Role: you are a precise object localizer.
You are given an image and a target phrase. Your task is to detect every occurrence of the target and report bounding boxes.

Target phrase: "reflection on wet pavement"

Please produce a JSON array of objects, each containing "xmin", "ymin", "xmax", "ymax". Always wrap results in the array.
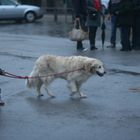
[{"xmin": 0, "ymin": 15, "xmax": 111, "ymax": 41}]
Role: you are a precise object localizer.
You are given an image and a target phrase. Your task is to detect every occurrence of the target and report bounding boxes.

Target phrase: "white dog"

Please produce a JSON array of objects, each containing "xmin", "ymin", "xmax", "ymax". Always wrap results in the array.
[{"xmin": 26, "ymin": 55, "xmax": 105, "ymax": 98}]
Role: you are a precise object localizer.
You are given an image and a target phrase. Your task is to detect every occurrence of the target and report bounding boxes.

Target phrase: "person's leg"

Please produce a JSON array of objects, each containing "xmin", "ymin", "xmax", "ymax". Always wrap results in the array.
[
  {"xmin": 110, "ymin": 15, "xmax": 117, "ymax": 46},
  {"xmin": 107, "ymin": 15, "xmax": 117, "ymax": 48},
  {"xmin": 77, "ymin": 41, "xmax": 83, "ymax": 49},
  {"xmin": 89, "ymin": 26, "xmax": 98, "ymax": 50},
  {"xmin": 76, "ymin": 41, "xmax": 88, "ymax": 51},
  {"xmin": 120, "ymin": 26, "xmax": 131, "ymax": 51},
  {"xmin": 132, "ymin": 12, "xmax": 140, "ymax": 50},
  {"xmin": 76, "ymin": 17, "xmax": 87, "ymax": 51}
]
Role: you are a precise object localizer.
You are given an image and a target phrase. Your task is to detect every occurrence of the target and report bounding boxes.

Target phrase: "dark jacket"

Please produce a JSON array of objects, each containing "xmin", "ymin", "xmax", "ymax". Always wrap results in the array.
[
  {"xmin": 108, "ymin": 0, "xmax": 122, "ymax": 15},
  {"xmin": 132, "ymin": 0, "xmax": 140, "ymax": 11},
  {"xmin": 72, "ymin": 0, "xmax": 87, "ymax": 18},
  {"xmin": 86, "ymin": 0, "xmax": 102, "ymax": 27},
  {"xmin": 115, "ymin": 0, "xmax": 134, "ymax": 27},
  {"xmin": 108, "ymin": 0, "xmax": 121, "ymax": 14}
]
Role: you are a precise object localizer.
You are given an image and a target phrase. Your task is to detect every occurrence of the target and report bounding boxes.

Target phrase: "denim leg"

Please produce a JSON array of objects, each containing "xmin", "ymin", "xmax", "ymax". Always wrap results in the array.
[{"xmin": 110, "ymin": 15, "xmax": 117, "ymax": 45}]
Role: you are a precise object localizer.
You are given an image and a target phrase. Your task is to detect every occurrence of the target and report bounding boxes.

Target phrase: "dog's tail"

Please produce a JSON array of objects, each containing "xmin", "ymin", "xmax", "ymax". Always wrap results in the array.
[{"xmin": 25, "ymin": 67, "xmax": 39, "ymax": 89}]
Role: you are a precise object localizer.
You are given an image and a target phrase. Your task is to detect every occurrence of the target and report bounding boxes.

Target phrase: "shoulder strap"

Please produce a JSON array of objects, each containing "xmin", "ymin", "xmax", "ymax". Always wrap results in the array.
[{"xmin": 74, "ymin": 19, "xmax": 82, "ymax": 29}]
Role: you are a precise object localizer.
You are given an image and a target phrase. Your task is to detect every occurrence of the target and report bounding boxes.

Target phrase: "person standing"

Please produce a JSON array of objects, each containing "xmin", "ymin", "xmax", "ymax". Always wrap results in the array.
[
  {"xmin": 72, "ymin": 0, "xmax": 88, "ymax": 51},
  {"xmin": 72, "ymin": 0, "xmax": 102, "ymax": 51},
  {"xmin": 86, "ymin": 0, "xmax": 102, "ymax": 50},
  {"xmin": 107, "ymin": 0, "xmax": 133, "ymax": 51},
  {"xmin": 115, "ymin": 0, "xmax": 133, "ymax": 51}
]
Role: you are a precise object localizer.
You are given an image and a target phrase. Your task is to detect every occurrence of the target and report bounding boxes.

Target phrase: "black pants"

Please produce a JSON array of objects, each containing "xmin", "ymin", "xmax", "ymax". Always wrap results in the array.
[
  {"xmin": 76, "ymin": 16, "xmax": 87, "ymax": 49},
  {"xmin": 121, "ymin": 26, "xmax": 131, "ymax": 50},
  {"xmin": 77, "ymin": 26, "xmax": 98, "ymax": 49},
  {"xmin": 132, "ymin": 12, "xmax": 140, "ymax": 50},
  {"xmin": 89, "ymin": 26, "xmax": 98, "ymax": 48}
]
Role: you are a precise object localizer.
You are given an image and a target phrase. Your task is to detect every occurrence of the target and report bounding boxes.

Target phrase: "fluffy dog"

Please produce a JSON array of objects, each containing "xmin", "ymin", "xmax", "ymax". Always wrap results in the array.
[{"xmin": 26, "ymin": 55, "xmax": 105, "ymax": 98}]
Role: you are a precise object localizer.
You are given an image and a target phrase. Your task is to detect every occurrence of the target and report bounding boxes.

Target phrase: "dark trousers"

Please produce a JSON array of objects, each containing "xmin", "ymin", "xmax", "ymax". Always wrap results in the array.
[
  {"xmin": 76, "ymin": 16, "xmax": 87, "ymax": 49},
  {"xmin": 89, "ymin": 26, "xmax": 98, "ymax": 48},
  {"xmin": 121, "ymin": 26, "xmax": 131, "ymax": 50},
  {"xmin": 132, "ymin": 12, "xmax": 140, "ymax": 50}
]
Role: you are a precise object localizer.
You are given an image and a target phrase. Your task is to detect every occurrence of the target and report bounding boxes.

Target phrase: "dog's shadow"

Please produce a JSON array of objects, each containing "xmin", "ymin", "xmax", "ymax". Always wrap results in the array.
[{"xmin": 26, "ymin": 95, "xmax": 99, "ymax": 119}]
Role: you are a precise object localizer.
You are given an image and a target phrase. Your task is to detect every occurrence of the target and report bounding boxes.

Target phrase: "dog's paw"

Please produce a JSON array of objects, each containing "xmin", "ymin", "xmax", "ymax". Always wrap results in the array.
[
  {"xmin": 37, "ymin": 94, "xmax": 44, "ymax": 98},
  {"xmin": 70, "ymin": 92, "xmax": 76, "ymax": 97},
  {"xmin": 50, "ymin": 95, "xmax": 55, "ymax": 98},
  {"xmin": 80, "ymin": 94, "xmax": 87, "ymax": 98},
  {"xmin": 80, "ymin": 95, "xmax": 87, "ymax": 98}
]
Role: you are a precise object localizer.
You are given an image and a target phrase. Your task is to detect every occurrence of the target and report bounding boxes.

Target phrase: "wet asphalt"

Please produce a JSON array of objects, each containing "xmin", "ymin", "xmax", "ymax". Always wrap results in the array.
[{"xmin": 0, "ymin": 15, "xmax": 140, "ymax": 140}]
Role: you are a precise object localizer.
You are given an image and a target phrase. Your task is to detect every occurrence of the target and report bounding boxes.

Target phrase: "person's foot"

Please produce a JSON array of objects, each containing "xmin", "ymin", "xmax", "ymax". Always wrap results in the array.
[
  {"xmin": 77, "ymin": 47, "xmax": 88, "ymax": 52},
  {"xmin": 132, "ymin": 46, "xmax": 140, "ymax": 50},
  {"xmin": 107, "ymin": 44, "xmax": 115, "ymax": 48},
  {"xmin": 120, "ymin": 48, "xmax": 131, "ymax": 51},
  {"xmin": 90, "ymin": 46, "xmax": 98, "ymax": 50}
]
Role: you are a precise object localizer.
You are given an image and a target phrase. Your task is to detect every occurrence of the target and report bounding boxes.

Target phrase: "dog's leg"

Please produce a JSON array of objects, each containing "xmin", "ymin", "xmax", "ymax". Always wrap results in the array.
[
  {"xmin": 41, "ymin": 77, "xmax": 55, "ymax": 98},
  {"xmin": 68, "ymin": 81, "xmax": 78, "ymax": 97},
  {"xmin": 78, "ymin": 92, "xmax": 87, "ymax": 98},
  {"xmin": 76, "ymin": 82, "xmax": 87, "ymax": 98},
  {"xmin": 36, "ymin": 82, "xmax": 43, "ymax": 97},
  {"xmin": 44, "ymin": 85, "xmax": 55, "ymax": 98}
]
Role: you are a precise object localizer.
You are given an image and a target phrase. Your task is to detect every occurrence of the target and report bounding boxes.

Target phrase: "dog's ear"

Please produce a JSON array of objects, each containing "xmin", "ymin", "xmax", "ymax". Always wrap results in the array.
[
  {"xmin": 84, "ymin": 62, "xmax": 92, "ymax": 73},
  {"xmin": 83, "ymin": 60, "xmax": 97, "ymax": 73}
]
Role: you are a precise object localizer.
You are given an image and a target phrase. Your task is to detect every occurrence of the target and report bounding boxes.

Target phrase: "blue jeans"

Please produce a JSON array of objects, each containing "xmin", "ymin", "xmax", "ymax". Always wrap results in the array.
[{"xmin": 110, "ymin": 15, "xmax": 117, "ymax": 45}]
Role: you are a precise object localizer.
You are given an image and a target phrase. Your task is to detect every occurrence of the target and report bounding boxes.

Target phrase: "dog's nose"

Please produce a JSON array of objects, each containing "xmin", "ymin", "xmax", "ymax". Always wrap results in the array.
[{"xmin": 104, "ymin": 71, "xmax": 107, "ymax": 74}]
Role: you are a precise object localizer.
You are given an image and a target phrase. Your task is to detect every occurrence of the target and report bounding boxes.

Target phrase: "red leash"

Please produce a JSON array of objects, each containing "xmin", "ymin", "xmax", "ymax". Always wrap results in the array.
[
  {"xmin": 0, "ymin": 68, "xmax": 83, "ymax": 80},
  {"xmin": 0, "ymin": 67, "xmax": 83, "ymax": 106},
  {"xmin": 3, "ymin": 71, "xmax": 28, "ymax": 79}
]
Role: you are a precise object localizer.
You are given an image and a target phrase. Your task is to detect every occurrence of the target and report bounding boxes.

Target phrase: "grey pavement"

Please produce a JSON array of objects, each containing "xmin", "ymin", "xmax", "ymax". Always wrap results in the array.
[{"xmin": 0, "ymin": 16, "xmax": 140, "ymax": 140}]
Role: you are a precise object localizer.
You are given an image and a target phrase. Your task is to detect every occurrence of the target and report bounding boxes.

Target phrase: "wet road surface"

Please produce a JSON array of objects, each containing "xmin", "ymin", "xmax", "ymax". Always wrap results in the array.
[
  {"xmin": 0, "ymin": 16, "xmax": 140, "ymax": 140},
  {"xmin": 0, "ymin": 15, "xmax": 73, "ymax": 38},
  {"xmin": 0, "ymin": 15, "xmax": 118, "ymax": 41}
]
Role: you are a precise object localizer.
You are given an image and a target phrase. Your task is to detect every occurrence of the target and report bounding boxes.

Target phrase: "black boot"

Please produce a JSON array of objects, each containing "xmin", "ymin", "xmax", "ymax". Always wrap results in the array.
[
  {"xmin": 90, "ymin": 45, "xmax": 98, "ymax": 50},
  {"xmin": 77, "ymin": 41, "xmax": 87, "ymax": 51}
]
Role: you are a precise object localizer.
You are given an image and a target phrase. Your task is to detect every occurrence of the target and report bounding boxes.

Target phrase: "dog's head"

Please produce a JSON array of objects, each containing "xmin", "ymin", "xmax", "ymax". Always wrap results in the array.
[{"xmin": 84, "ymin": 59, "xmax": 106, "ymax": 77}]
